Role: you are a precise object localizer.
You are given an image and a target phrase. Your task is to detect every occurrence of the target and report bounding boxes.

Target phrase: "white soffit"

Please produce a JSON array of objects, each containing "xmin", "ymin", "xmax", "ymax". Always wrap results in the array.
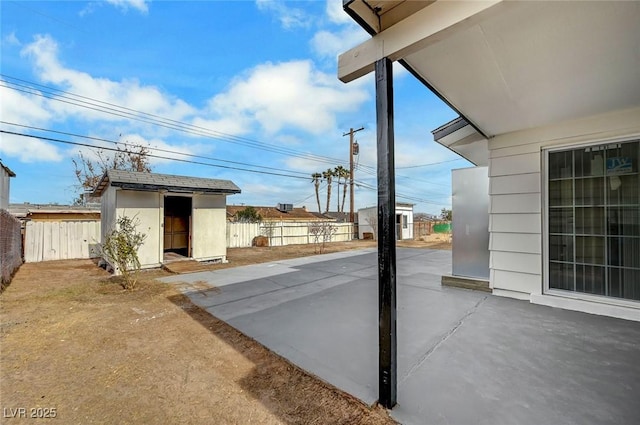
[
  {"xmin": 404, "ymin": 1, "xmax": 640, "ymax": 137},
  {"xmin": 435, "ymin": 124, "xmax": 488, "ymax": 166}
]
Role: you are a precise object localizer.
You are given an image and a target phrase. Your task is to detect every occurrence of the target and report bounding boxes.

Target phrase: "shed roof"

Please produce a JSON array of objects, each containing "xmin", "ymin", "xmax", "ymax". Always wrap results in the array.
[
  {"xmin": 1, "ymin": 161, "xmax": 16, "ymax": 177},
  {"xmin": 93, "ymin": 169, "xmax": 241, "ymax": 197}
]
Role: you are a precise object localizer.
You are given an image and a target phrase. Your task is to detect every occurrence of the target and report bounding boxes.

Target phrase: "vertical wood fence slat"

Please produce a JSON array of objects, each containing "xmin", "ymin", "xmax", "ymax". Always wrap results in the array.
[
  {"xmin": 25, "ymin": 221, "xmax": 101, "ymax": 262},
  {"xmin": 226, "ymin": 221, "xmax": 354, "ymax": 248}
]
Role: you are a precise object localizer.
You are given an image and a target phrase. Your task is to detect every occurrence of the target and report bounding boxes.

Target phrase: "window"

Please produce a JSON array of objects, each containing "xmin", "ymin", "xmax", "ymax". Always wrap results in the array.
[
  {"xmin": 402, "ymin": 214, "xmax": 408, "ymax": 229},
  {"xmin": 547, "ymin": 140, "xmax": 639, "ymax": 301}
]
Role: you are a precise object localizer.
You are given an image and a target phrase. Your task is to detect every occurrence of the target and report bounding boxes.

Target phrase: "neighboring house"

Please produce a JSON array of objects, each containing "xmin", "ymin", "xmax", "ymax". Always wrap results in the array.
[
  {"xmin": 0, "ymin": 161, "xmax": 16, "ymax": 210},
  {"xmin": 93, "ymin": 170, "xmax": 240, "ymax": 269},
  {"xmin": 358, "ymin": 203, "xmax": 413, "ymax": 240},
  {"xmin": 339, "ymin": 1, "xmax": 640, "ymax": 321},
  {"xmin": 227, "ymin": 204, "xmax": 329, "ymax": 222},
  {"xmin": 9, "ymin": 203, "xmax": 100, "ymax": 222}
]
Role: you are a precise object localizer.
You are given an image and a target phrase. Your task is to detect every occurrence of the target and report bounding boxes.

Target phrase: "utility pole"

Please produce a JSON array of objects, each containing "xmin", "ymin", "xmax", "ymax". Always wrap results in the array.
[{"xmin": 343, "ymin": 126, "xmax": 364, "ymax": 226}]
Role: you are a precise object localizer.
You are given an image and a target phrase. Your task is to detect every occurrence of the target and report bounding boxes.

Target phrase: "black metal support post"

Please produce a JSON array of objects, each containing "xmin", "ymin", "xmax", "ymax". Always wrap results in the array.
[{"xmin": 375, "ymin": 57, "xmax": 397, "ymax": 409}]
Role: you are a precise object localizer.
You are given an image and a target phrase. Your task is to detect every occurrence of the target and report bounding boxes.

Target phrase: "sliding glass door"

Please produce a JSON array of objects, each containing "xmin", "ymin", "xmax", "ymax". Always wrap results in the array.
[{"xmin": 547, "ymin": 140, "xmax": 639, "ymax": 301}]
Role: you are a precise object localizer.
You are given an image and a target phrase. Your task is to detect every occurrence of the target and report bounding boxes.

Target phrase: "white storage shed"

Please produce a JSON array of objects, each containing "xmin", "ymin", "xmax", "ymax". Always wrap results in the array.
[{"xmin": 93, "ymin": 169, "xmax": 240, "ymax": 269}]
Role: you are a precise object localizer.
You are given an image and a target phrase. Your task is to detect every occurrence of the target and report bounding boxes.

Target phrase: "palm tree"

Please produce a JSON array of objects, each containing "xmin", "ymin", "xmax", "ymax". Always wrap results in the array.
[
  {"xmin": 338, "ymin": 166, "xmax": 351, "ymax": 213},
  {"xmin": 311, "ymin": 172, "xmax": 322, "ymax": 213},
  {"xmin": 334, "ymin": 165, "xmax": 347, "ymax": 212},
  {"xmin": 322, "ymin": 168, "xmax": 334, "ymax": 213}
]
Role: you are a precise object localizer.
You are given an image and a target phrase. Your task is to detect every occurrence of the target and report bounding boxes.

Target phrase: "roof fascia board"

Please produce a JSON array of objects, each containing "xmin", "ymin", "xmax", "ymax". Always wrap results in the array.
[
  {"xmin": 343, "ymin": 0, "xmax": 379, "ymax": 35},
  {"xmin": 111, "ymin": 182, "xmax": 240, "ymax": 195},
  {"xmin": 338, "ymin": 0, "xmax": 503, "ymax": 83}
]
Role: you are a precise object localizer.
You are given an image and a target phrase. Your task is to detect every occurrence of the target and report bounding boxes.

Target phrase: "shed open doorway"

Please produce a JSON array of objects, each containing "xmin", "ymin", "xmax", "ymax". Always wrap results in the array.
[{"xmin": 164, "ymin": 196, "xmax": 192, "ymax": 258}]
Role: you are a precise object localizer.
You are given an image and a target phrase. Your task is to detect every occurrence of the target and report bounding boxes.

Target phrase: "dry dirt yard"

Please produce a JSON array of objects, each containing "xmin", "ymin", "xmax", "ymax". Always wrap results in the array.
[{"xmin": 1, "ymin": 238, "xmax": 449, "ymax": 424}]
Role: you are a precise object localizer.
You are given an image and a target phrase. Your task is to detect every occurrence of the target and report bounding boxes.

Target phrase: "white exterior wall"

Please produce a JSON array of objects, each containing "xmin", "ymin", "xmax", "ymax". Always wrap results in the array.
[
  {"xmin": 0, "ymin": 167, "xmax": 11, "ymax": 210},
  {"xmin": 488, "ymin": 106, "xmax": 640, "ymax": 317},
  {"xmin": 358, "ymin": 207, "xmax": 377, "ymax": 239},
  {"xmin": 192, "ymin": 194, "xmax": 227, "ymax": 261},
  {"xmin": 100, "ymin": 186, "xmax": 117, "ymax": 251},
  {"xmin": 399, "ymin": 206, "xmax": 413, "ymax": 240},
  {"xmin": 115, "ymin": 190, "xmax": 163, "ymax": 269},
  {"xmin": 358, "ymin": 205, "xmax": 413, "ymax": 240}
]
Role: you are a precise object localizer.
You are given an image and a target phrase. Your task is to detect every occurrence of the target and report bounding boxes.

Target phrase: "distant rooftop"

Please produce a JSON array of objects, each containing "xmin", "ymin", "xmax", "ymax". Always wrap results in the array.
[{"xmin": 227, "ymin": 205, "xmax": 331, "ymax": 221}]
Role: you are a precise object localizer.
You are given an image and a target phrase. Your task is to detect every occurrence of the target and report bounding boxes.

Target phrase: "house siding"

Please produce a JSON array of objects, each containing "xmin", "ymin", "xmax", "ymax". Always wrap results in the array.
[{"xmin": 488, "ymin": 106, "xmax": 640, "ymax": 300}]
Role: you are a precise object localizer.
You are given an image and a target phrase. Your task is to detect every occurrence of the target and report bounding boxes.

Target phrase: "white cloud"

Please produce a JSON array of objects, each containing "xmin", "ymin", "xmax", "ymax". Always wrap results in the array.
[
  {"xmin": 0, "ymin": 86, "xmax": 52, "ymax": 126},
  {"xmin": 207, "ymin": 60, "xmax": 369, "ymax": 135},
  {"xmin": 21, "ymin": 35, "xmax": 195, "ymax": 123},
  {"xmin": 79, "ymin": 0, "xmax": 149, "ymax": 16},
  {"xmin": 311, "ymin": 26, "xmax": 369, "ymax": 60},
  {"xmin": 0, "ymin": 87, "xmax": 63, "ymax": 162},
  {"xmin": 12, "ymin": 34, "xmax": 369, "ymax": 167},
  {"xmin": 3, "ymin": 32, "xmax": 21, "ymax": 47},
  {"xmin": 326, "ymin": 0, "xmax": 351, "ymax": 25},
  {"xmin": 255, "ymin": 0, "xmax": 310, "ymax": 29},
  {"xmin": 0, "ymin": 131, "xmax": 63, "ymax": 163},
  {"xmin": 106, "ymin": 0, "xmax": 149, "ymax": 14}
]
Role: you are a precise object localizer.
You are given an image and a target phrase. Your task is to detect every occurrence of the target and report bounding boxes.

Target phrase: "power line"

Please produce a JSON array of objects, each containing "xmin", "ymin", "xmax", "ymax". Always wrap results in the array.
[
  {"xmin": 0, "ymin": 130, "xmax": 310, "ymax": 180},
  {"xmin": 396, "ymin": 158, "xmax": 463, "ymax": 169},
  {"xmin": 1, "ymin": 121, "xmax": 311, "ymax": 177},
  {"xmin": 0, "ymin": 75, "xmax": 351, "ymax": 168}
]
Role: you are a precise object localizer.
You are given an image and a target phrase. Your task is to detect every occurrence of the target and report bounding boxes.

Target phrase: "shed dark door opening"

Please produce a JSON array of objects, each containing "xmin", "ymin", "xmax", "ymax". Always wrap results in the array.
[{"xmin": 164, "ymin": 196, "xmax": 192, "ymax": 257}]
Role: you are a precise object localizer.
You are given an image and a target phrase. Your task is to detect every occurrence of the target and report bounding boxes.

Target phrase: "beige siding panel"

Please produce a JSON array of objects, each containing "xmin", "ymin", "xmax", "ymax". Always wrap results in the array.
[
  {"xmin": 492, "ymin": 269, "xmax": 541, "ymax": 294},
  {"xmin": 490, "ymin": 143, "xmax": 541, "ymax": 159},
  {"xmin": 489, "ymin": 213, "xmax": 541, "ymax": 234},
  {"xmin": 116, "ymin": 190, "xmax": 162, "ymax": 268},
  {"xmin": 489, "ymin": 152, "xmax": 540, "ymax": 176},
  {"xmin": 490, "ymin": 173, "xmax": 541, "ymax": 195},
  {"xmin": 192, "ymin": 194, "xmax": 227, "ymax": 260},
  {"xmin": 491, "ymin": 193, "xmax": 540, "ymax": 214},
  {"xmin": 491, "ymin": 251, "xmax": 541, "ymax": 275},
  {"xmin": 490, "ymin": 232, "xmax": 541, "ymax": 254}
]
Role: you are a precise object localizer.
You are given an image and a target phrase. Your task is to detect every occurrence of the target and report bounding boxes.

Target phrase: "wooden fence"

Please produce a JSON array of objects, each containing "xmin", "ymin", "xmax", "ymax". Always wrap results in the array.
[
  {"xmin": 24, "ymin": 220, "xmax": 355, "ymax": 262},
  {"xmin": 24, "ymin": 221, "xmax": 101, "ymax": 263},
  {"xmin": 227, "ymin": 221, "xmax": 354, "ymax": 248}
]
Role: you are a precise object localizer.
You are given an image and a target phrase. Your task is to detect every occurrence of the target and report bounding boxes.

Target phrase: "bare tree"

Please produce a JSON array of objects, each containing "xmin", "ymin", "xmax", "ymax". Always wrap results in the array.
[
  {"xmin": 72, "ymin": 143, "xmax": 152, "ymax": 205},
  {"xmin": 365, "ymin": 215, "xmax": 378, "ymax": 240},
  {"xmin": 309, "ymin": 221, "xmax": 338, "ymax": 254}
]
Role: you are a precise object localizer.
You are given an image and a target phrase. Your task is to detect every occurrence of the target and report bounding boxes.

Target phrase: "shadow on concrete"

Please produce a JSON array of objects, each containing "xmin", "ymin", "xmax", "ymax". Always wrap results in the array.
[{"xmin": 166, "ymin": 291, "xmax": 393, "ymax": 424}]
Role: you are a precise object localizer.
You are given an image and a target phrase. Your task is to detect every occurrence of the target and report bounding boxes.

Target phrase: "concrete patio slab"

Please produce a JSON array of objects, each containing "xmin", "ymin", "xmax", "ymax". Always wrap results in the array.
[{"xmin": 160, "ymin": 248, "xmax": 640, "ymax": 425}]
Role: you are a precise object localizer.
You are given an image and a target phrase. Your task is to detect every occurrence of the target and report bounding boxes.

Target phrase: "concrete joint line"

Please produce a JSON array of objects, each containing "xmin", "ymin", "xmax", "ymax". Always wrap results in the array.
[{"xmin": 400, "ymin": 295, "xmax": 488, "ymax": 383}]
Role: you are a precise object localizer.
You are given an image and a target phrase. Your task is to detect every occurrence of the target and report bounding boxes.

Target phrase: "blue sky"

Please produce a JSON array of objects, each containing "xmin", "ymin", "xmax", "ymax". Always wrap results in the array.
[{"xmin": 1, "ymin": 0, "xmax": 469, "ymax": 215}]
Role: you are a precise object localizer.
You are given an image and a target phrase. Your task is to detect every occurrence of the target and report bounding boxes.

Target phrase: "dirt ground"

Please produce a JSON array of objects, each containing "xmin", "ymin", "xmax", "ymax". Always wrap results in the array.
[{"xmin": 0, "ymin": 239, "xmax": 449, "ymax": 424}]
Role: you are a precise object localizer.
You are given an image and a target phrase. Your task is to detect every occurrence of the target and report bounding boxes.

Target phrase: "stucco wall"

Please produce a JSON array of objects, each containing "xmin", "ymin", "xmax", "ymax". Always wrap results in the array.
[
  {"xmin": 488, "ymin": 106, "xmax": 640, "ymax": 300},
  {"xmin": 192, "ymin": 194, "xmax": 227, "ymax": 261}
]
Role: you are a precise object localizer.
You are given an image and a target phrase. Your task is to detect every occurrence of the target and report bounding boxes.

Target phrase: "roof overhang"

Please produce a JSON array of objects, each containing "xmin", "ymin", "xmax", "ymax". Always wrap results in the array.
[
  {"xmin": 432, "ymin": 117, "xmax": 487, "ymax": 166},
  {"xmin": 339, "ymin": 0, "xmax": 640, "ymax": 139}
]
